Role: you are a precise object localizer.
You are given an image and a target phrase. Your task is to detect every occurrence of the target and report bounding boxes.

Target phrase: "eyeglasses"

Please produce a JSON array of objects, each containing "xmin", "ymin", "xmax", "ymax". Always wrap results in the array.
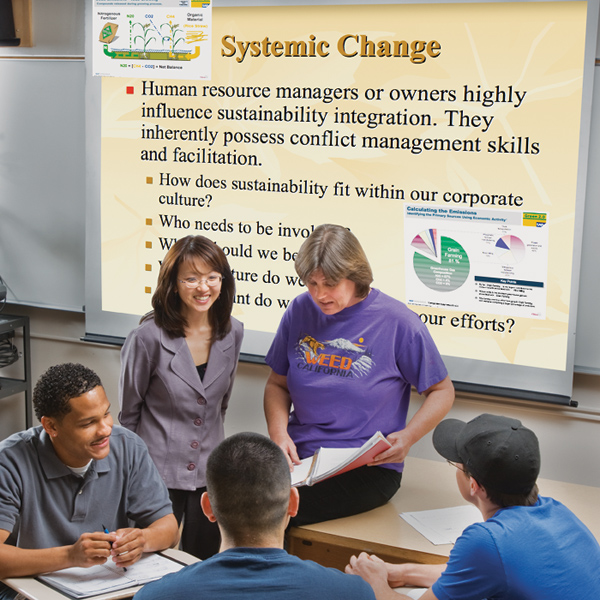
[
  {"xmin": 178, "ymin": 275, "xmax": 222, "ymax": 288},
  {"xmin": 447, "ymin": 460, "xmax": 467, "ymax": 473}
]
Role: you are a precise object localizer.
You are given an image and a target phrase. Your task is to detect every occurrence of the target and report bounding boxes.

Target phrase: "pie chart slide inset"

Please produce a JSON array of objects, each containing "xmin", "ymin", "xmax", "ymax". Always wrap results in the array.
[
  {"xmin": 411, "ymin": 228, "xmax": 439, "ymax": 261},
  {"xmin": 495, "ymin": 235, "xmax": 526, "ymax": 264},
  {"xmin": 413, "ymin": 235, "xmax": 470, "ymax": 292}
]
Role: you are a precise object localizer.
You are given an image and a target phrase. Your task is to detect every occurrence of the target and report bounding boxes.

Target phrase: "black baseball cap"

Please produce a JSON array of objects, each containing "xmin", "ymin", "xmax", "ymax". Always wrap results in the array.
[{"xmin": 432, "ymin": 413, "xmax": 540, "ymax": 495}]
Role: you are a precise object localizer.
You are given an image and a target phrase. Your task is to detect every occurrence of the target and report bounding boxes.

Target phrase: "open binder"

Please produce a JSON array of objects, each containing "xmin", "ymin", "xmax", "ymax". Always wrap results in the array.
[{"xmin": 292, "ymin": 431, "xmax": 392, "ymax": 487}]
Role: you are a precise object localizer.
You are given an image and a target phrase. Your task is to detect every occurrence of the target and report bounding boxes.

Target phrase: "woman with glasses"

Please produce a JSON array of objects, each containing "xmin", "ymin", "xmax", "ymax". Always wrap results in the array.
[{"xmin": 119, "ymin": 235, "xmax": 243, "ymax": 559}]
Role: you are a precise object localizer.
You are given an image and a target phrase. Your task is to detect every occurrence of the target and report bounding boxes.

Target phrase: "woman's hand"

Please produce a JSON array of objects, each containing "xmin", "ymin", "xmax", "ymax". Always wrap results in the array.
[
  {"xmin": 264, "ymin": 370, "xmax": 301, "ymax": 469},
  {"xmin": 271, "ymin": 430, "xmax": 301, "ymax": 470},
  {"xmin": 369, "ymin": 375, "xmax": 455, "ymax": 467},
  {"xmin": 369, "ymin": 429, "xmax": 412, "ymax": 466}
]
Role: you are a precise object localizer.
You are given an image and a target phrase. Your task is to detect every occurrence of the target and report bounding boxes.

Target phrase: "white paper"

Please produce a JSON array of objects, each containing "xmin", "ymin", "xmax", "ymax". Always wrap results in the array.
[
  {"xmin": 292, "ymin": 432, "xmax": 391, "ymax": 487},
  {"xmin": 395, "ymin": 588, "xmax": 428, "ymax": 599},
  {"xmin": 313, "ymin": 447, "xmax": 357, "ymax": 479},
  {"xmin": 38, "ymin": 552, "xmax": 184, "ymax": 598},
  {"xmin": 400, "ymin": 505, "xmax": 482, "ymax": 545},
  {"xmin": 291, "ymin": 456, "xmax": 315, "ymax": 487}
]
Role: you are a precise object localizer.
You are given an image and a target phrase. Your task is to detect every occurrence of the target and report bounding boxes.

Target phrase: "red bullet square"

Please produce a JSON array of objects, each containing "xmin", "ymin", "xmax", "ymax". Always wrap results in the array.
[{"xmin": 126, "ymin": 86, "xmax": 134, "ymax": 95}]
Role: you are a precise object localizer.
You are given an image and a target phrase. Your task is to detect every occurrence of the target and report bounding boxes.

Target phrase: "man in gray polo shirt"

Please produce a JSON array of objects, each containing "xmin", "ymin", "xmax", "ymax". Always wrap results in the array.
[{"xmin": 0, "ymin": 363, "xmax": 179, "ymax": 599}]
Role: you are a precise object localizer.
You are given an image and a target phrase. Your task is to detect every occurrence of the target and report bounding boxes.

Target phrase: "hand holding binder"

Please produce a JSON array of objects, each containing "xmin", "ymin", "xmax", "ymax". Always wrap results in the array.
[{"xmin": 292, "ymin": 431, "xmax": 392, "ymax": 487}]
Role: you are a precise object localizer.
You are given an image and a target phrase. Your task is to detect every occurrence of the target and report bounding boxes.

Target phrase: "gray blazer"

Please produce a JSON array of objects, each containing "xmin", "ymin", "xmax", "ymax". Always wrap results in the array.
[{"xmin": 118, "ymin": 316, "xmax": 243, "ymax": 490}]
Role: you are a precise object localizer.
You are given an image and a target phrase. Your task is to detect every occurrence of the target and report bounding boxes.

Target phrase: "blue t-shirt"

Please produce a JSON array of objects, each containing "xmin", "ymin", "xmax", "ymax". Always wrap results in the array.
[
  {"xmin": 266, "ymin": 288, "xmax": 448, "ymax": 470},
  {"xmin": 135, "ymin": 547, "xmax": 375, "ymax": 600},
  {"xmin": 432, "ymin": 496, "xmax": 600, "ymax": 599}
]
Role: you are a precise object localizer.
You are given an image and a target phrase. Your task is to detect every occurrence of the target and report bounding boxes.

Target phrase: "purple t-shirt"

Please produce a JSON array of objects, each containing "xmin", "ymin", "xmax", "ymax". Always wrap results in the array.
[{"xmin": 265, "ymin": 288, "xmax": 448, "ymax": 472}]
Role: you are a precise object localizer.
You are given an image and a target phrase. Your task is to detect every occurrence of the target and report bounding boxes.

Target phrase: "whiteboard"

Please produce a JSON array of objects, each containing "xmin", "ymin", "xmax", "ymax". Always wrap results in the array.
[{"xmin": 0, "ymin": 58, "xmax": 85, "ymax": 312}]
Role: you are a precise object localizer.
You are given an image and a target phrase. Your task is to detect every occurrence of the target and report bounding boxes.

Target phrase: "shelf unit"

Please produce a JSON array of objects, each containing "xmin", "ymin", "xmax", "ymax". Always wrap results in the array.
[{"xmin": 0, "ymin": 314, "xmax": 32, "ymax": 429}]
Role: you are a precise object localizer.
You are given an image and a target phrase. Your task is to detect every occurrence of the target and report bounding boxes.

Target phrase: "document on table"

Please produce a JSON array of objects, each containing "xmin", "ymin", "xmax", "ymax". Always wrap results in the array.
[
  {"xmin": 400, "ymin": 505, "xmax": 482, "ymax": 545},
  {"xmin": 37, "ymin": 552, "xmax": 184, "ymax": 598}
]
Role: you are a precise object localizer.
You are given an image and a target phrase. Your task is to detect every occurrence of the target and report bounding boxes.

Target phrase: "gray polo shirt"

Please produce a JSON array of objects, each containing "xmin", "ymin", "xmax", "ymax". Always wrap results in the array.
[{"xmin": 0, "ymin": 425, "xmax": 173, "ymax": 548}]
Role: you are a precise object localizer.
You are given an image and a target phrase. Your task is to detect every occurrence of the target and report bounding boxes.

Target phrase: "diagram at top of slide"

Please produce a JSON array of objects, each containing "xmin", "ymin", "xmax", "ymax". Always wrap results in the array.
[{"xmin": 93, "ymin": 3, "xmax": 211, "ymax": 79}]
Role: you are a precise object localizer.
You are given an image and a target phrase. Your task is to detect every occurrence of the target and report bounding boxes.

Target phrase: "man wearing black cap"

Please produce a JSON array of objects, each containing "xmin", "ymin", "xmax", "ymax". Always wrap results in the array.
[{"xmin": 346, "ymin": 413, "xmax": 600, "ymax": 599}]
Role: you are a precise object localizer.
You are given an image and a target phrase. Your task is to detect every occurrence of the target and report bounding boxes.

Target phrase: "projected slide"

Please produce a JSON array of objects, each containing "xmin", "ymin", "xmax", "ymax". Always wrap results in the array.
[{"xmin": 99, "ymin": 1, "xmax": 588, "ymax": 376}]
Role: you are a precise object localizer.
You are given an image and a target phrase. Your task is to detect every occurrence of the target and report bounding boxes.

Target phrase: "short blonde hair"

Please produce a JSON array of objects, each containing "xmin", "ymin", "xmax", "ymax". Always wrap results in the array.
[{"xmin": 295, "ymin": 224, "xmax": 373, "ymax": 298}]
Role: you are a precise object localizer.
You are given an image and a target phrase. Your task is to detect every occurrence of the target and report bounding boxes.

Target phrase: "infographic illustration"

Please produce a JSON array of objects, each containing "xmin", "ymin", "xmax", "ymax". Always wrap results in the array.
[
  {"xmin": 93, "ymin": 3, "xmax": 211, "ymax": 79},
  {"xmin": 405, "ymin": 206, "xmax": 548, "ymax": 320}
]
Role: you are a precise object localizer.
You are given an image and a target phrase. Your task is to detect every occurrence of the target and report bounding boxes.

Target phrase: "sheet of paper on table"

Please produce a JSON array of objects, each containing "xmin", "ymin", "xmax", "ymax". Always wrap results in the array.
[{"xmin": 400, "ymin": 504, "xmax": 483, "ymax": 545}]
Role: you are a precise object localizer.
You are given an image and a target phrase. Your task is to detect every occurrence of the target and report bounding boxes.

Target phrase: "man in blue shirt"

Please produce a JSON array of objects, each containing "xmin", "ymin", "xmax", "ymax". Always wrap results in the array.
[
  {"xmin": 0, "ymin": 363, "xmax": 179, "ymax": 599},
  {"xmin": 346, "ymin": 413, "xmax": 600, "ymax": 599},
  {"xmin": 136, "ymin": 432, "xmax": 375, "ymax": 600}
]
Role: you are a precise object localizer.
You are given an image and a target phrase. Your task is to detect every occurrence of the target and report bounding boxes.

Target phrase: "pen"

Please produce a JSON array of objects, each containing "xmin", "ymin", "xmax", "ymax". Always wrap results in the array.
[{"xmin": 102, "ymin": 524, "xmax": 127, "ymax": 571}]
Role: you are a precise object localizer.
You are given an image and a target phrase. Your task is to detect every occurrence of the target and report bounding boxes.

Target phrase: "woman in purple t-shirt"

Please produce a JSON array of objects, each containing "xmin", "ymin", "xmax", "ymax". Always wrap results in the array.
[{"xmin": 264, "ymin": 224, "xmax": 454, "ymax": 525}]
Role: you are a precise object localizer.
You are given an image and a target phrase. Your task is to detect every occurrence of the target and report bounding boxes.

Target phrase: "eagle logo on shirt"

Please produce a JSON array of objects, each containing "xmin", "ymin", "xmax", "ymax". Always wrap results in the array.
[{"xmin": 295, "ymin": 335, "xmax": 374, "ymax": 377}]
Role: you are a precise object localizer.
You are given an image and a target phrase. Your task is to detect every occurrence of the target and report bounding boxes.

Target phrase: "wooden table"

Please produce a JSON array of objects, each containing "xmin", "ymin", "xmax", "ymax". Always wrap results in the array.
[{"xmin": 287, "ymin": 456, "xmax": 600, "ymax": 571}]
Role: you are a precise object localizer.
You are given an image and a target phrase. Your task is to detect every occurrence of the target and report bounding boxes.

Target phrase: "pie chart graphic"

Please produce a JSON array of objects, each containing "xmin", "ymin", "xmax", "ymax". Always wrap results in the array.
[
  {"xmin": 495, "ymin": 235, "xmax": 526, "ymax": 264},
  {"xmin": 412, "ymin": 231, "xmax": 470, "ymax": 292}
]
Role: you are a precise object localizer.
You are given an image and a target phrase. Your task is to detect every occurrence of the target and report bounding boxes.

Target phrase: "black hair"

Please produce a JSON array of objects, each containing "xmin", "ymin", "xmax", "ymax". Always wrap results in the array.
[
  {"xmin": 206, "ymin": 432, "xmax": 291, "ymax": 544},
  {"xmin": 146, "ymin": 235, "xmax": 234, "ymax": 341},
  {"xmin": 463, "ymin": 466, "xmax": 539, "ymax": 508},
  {"xmin": 33, "ymin": 363, "xmax": 102, "ymax": 420}
]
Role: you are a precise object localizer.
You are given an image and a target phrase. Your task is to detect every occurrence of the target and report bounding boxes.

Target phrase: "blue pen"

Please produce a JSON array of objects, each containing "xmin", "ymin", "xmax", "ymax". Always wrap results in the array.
[{"xmin": 102, "ymin": 524, "xmax": 127, "ymax": 571}]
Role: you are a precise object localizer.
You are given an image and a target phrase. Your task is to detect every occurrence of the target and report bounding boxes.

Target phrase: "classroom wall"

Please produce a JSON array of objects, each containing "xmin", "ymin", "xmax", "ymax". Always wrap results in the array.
[{"xmin": 1, "ymin": 302, "xmax": 599, "ymax": 489}]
